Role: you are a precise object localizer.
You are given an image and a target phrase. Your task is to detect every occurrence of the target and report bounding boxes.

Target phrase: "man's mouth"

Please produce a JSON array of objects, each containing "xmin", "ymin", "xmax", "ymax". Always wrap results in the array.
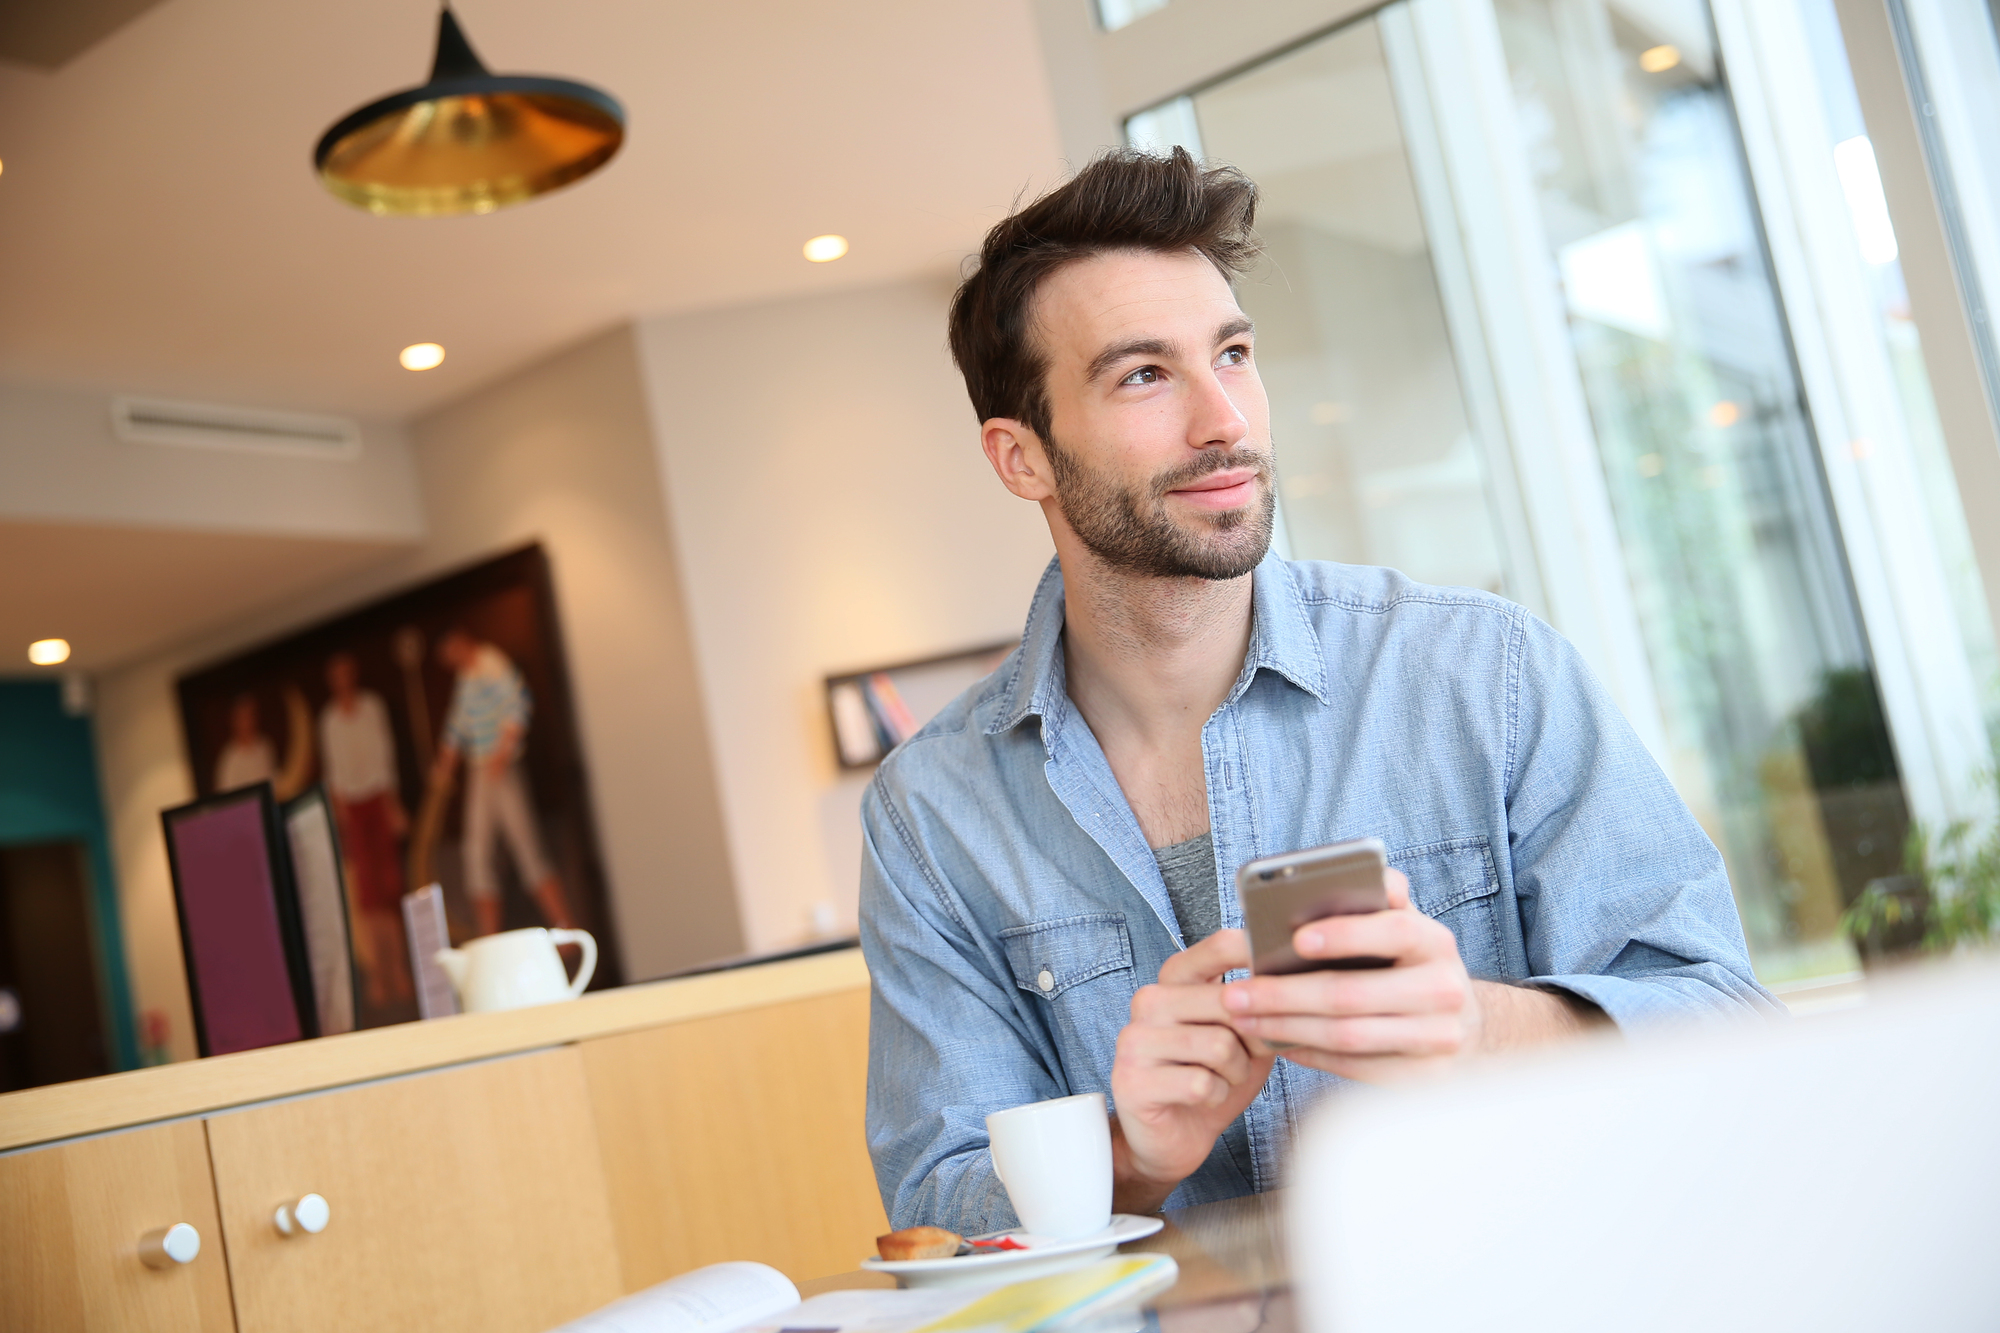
[{"xmin": 1167, "ymin": 466, "xmax": 1261, "ymax": 511}]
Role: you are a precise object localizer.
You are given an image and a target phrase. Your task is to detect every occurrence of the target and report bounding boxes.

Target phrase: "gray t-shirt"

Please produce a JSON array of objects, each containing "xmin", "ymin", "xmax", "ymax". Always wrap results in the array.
[{"xmin": 1154, "ymin": 831, "xmax": 1222, "ymax": 946}]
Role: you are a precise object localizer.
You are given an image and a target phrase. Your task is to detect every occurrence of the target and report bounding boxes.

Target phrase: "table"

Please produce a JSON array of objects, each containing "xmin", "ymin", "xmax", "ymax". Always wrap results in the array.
[{"xmin": 799, "ymin": 1191, "xmax": 1296, "ymax": 1333}]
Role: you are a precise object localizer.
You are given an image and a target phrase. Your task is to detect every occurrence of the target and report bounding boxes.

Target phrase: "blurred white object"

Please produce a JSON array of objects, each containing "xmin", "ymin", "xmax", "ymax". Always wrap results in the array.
[
  {"xmin": 434, "ymin": 926, "xmax": 596, "ymax": 1013},
  {"xmin": 1289, "ymin": 963, "xmax": 2000, "ymax": 1332}
]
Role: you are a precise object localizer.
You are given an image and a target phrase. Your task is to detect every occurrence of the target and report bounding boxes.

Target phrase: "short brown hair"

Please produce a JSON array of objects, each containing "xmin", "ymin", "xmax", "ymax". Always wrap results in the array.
[{"xmin": 947, "ymin": 147, "xmax": 1261, "ymax": 443}]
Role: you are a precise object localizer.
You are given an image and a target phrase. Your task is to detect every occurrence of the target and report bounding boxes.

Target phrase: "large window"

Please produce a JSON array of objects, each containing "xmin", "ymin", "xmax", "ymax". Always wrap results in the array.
[
  {"xmin": 1123, "ymin": 0, "xmax": 2000, "ymax": 992},
  {"xmin": 1152, "ymin": 24, "xmax": 1514, "ymax": 598}
]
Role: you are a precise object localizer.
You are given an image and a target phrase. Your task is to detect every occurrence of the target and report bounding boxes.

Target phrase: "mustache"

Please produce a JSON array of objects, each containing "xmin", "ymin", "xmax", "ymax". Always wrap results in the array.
[{"xmin": 1151, "ymin": 447, "xmax": 1272, "ymax": 496}]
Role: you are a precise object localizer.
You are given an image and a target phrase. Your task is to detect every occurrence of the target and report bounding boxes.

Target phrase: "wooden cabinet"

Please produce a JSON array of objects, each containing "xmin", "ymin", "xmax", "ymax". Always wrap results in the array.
[
  {"xmin": 0, "ymin": 950, "xmax": 878, "ymax": 1332},
  {"xmin": 581, "ymin": 985, "xmax": 889, "ymax": 1286},
  {"xmin": 0, "ymin": 1120, "xmax": 234, "ymax": 1332},
  {"xmin": 204, "ymin": 1047, "xmax": 623, "ymax": 1333}
]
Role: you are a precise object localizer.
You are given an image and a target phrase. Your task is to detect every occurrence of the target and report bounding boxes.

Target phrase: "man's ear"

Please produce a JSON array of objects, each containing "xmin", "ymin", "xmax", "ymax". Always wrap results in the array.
[{"xmin": 981, "ymin": 418, "xmax": 1058, "ymax": 503}]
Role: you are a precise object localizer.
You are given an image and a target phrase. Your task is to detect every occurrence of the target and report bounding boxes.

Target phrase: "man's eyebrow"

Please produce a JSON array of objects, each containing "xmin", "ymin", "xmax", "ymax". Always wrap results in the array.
[
  {"xmin": 1084, "ymin": 319, "xmax": 1255, "ymax": 385},
  {"xmin": 1085, "ymin": 337, "xmax": 1174, "ymax": 385}
]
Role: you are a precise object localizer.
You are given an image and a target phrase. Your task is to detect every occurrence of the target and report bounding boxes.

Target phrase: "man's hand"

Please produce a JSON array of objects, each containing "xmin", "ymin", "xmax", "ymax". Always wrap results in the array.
[
  {"xmin": 1110, "ymin": 930, "xmax": 1275, "ymax": 1214},
  {"xmin": 1220, "ymin": 871, "xmax": 1603, "ymax": 1083}
]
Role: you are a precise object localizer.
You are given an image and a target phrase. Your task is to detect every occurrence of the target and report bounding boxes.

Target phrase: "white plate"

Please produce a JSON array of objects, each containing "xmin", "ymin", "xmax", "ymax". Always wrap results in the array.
[{"xmin": 861, "ymin": 1214, "xmax": 1165, "ymax": 1288}]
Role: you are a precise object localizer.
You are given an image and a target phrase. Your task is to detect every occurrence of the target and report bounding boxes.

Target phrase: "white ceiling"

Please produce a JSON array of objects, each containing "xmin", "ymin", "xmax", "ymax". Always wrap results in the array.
[
  {"xmin": 0, "ymin": 518, "xmax": 405, "ymax": 674},
  {"xmin": 0, "ymin": 0, "xmax": 1067, "ymax": 420}
]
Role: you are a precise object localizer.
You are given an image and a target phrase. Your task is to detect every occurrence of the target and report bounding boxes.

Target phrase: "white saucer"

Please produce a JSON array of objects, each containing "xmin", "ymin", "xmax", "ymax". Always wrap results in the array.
[{"xmin": 862, "ymin": 1214, "xmax": 1165, "ymax": 1289}]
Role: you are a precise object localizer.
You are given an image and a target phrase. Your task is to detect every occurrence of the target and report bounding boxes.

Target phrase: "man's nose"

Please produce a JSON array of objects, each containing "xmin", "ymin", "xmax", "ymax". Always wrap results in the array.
[{"xmin": 1187, "ymin": 368, "xmax": 1251, "ymax": 449}]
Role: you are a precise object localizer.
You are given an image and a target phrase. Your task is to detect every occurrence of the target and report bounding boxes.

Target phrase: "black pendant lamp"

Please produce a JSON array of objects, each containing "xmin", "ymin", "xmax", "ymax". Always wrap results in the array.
[{"xmin": 314, "ymin": 7, "xmax": 625, "ymax": 217}]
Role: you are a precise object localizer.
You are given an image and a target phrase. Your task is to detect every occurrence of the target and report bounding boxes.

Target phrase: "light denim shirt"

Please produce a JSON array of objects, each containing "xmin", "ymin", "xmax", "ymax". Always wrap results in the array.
[{"xmin": 860, "ymin": 554, "xmax": 1779, "ymax": 1234}]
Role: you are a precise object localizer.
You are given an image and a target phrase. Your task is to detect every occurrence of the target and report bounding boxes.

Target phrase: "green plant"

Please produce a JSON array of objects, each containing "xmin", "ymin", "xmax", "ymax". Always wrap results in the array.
[{"xmin": 1841, "ymin": 804, "xmax": 2000, "ymax": 955}]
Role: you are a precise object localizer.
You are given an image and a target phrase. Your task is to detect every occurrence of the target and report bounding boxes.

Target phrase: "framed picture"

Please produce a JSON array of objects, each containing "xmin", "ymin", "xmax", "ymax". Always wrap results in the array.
[
  {"xmin": 824, "ymin": 641, "xmax": 1016, "ymax": 769},
  {"xmin": 161, "ymin": 783, "xmax": 317, "ymax": 1056},
  {"xmin": 177, "ymin": 544, "xmax": 621, "ymax": 1028}
]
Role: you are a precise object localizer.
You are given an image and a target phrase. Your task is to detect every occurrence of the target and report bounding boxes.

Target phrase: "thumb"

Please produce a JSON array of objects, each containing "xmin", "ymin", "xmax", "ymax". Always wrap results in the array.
[{"xmin": 1384, "ymin": 867, "xmax": 1411, "ymax": 911}]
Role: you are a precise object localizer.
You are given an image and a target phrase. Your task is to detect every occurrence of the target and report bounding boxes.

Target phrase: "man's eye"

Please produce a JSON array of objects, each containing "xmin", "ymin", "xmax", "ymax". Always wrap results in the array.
[
  {"xmin": 1121, "ymin": 366, "xmax": 1160, "ymax": 385},
  {"xmin": 1218, "ymin": 346, "xmax": 1250, "ymax": 367}
]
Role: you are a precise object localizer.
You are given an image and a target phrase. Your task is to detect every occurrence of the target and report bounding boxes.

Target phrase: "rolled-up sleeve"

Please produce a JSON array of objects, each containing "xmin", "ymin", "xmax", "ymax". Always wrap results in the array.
[
  {"xmin": 1505, "ymin": 616, "xmax": 1785, "ymax": 1028},
  {"xmin": 860, "ymin": 779, "xmax": 1064, "ymax": 1234}
]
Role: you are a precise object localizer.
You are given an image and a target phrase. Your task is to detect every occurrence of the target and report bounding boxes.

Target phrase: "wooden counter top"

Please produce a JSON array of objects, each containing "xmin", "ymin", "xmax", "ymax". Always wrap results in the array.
[{"xmin": 0, "ymin": 947, "xmax": 869, "ymax": 1154}]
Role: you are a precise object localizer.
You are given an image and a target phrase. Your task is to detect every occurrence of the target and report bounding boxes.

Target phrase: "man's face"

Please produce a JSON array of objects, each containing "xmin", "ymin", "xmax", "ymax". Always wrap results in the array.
[
  {"xmin": 1024, "ymin": 247, "xmax": 1274, "ymax": 580},
  {"xmin": 327, "ymin": 654, "xmax": 357, "ymax": 699}
]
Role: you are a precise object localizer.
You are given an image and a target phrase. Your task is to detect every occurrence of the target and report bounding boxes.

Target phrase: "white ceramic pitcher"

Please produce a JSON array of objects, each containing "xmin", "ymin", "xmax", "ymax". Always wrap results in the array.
[{"xmin": 435, "ymin": 927, "xmax": 596, "ymax": 1013}]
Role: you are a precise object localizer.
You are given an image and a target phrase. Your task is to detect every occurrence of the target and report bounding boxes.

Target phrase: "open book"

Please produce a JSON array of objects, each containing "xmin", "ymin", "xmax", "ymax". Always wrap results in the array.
[
  {"xmin": 550, "ymin": 1263, "xmax": 800, "ymax": 1333},
  {"xmin": 548, "ymin": 1255, "xmax": 1178, "ymax": 1333}
]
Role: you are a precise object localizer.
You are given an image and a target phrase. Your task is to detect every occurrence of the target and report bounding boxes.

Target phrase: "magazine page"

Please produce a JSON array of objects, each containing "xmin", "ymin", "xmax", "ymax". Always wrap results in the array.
[{"xmin": 551, "ymin": 1262, "xmax": 802, "ymax": 1333}]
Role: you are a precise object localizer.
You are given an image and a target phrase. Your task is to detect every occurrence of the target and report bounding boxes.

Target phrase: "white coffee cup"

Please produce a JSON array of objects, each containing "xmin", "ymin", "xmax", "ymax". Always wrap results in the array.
[{"xmin": 985, "ymin": 1091, "xmax": 1113, "ymax": 1239}]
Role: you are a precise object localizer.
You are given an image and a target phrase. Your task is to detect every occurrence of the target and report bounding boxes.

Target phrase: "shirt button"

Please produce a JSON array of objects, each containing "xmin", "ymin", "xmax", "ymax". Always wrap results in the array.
[{"xmin": 1037, "ymin": 968, "xmax": 1055, "ymax": 992}]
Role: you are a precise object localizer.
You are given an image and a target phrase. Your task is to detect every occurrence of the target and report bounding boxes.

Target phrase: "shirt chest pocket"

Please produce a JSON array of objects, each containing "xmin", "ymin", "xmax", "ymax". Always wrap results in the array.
[
  {"xmin": 999, "ymin": 913, "xmax": 1134, "ymax": 999},
  {"xmin": 1392, "ymin": 837, "xmax": 1505, "ymax": 979},
  {"xmin": 997, "ymin": 913, "xmax": 1135, "ymax": 1090}
]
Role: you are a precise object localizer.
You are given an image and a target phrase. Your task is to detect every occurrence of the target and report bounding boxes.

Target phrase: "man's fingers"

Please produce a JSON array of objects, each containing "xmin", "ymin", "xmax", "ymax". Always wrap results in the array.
[
  {"xmin": 1230, "ymin": 1012, "xmax": 1467, "ymax": 1058},
  {"xmin": 1222, "ymin": 960, "xmax": 1468, "ymax": 1020},
  {"xmin": 1130, "ymin": 979, "xmax": 1236, "ymax": 1028},
  {"xmin": 1291, "ymin": 903, "xmax": 1453, "ymax": 968},
  {"xmin": 1383, "ymin": 868, "xmax": 1411, "ymax": 911},
  {"xmin": 1120, "ymin": 1019, "xmax": 1255, "ymax": 1084},
  {"xmin": 1158, "ymin": 928, "xmax": 1250, "ymax": 985},
  {"xmin": 1277, "ymin": 1046, "xmax": 1456, "ymax": 1086}
]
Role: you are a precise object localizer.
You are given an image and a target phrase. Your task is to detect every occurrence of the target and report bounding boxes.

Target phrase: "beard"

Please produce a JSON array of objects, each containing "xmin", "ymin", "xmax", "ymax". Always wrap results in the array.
[{"xmin": 1045, "ymin": 433, "xmax": 1276, "ymax": 581}]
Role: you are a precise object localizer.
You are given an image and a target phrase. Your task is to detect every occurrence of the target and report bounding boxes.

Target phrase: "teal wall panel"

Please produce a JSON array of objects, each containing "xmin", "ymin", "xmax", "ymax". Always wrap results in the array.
[{"xmin": 0, "ymin": 679, "xmax": 139, "ymax": 1070}]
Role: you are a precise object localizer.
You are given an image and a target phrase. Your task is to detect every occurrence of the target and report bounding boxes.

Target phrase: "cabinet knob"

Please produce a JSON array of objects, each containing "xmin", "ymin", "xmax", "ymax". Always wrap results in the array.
[
  {"xmin": 139, "ymin": 1222, "xmax": 201, "ymax": 1268},
  {"xmin": 273, "ymin": 1193, "xmax": 330, "ymax": 1237}
]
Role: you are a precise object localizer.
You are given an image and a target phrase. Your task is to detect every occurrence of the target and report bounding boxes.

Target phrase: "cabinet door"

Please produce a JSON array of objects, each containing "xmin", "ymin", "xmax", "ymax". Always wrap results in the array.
[
  {"xmin": 581, "ymin": 984, "xmax": 888, "ymax": 1286},
  {"xmin": 205, "ymin": 1046, "xmax": 622, "ymax": 1333},
  {"xmin": 0, "ymin": 1119, "xmax": 235, "ymax": 1332}
]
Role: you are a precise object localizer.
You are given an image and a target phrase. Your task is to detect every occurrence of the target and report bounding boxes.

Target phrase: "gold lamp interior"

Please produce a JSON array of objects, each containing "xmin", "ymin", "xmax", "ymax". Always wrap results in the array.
[{"xmin": 313, "ymin": 9, "xmax": 624, "ymax": 218}]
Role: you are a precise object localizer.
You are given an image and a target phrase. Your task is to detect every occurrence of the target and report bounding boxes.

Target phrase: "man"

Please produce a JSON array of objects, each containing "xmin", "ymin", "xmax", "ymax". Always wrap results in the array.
[
  {"xmin": 215, "ymin": 693, "xmax": 276, "ymax": 792},
  {"xmin": 861, "ymin": 149, "xmax": 1779, "ymax": 1234},
  {"xmin": 320, "ymin": 651, "xmax": 412, "ymax": 1008},
  {"xmin": 431, "ymin": 628, "xmax": 573, "ymax": 936}
]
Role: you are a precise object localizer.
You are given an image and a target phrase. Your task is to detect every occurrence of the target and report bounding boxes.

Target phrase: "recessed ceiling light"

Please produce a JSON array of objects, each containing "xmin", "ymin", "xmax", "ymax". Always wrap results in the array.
[
  {"xmin": 1639, "ymin": 44, "xmax": 1681, "ymax": 74},
  {"xmin": 29, "ymin": 639, "xmax": 70, "ymax": 666},
  {"xmin": 400, "ymin": 342, "xmax": 446, "ymax": 371},
  {"xmin": 803, "ymin": 234, "xmax": 849, "ymax": 263}
]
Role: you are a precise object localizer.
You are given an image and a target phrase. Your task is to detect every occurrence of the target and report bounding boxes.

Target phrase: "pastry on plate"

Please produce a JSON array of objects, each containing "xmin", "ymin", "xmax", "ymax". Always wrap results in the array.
[{"xmin": 875, "ymin": 1226, "xmax": 963, "ymax": 1261}]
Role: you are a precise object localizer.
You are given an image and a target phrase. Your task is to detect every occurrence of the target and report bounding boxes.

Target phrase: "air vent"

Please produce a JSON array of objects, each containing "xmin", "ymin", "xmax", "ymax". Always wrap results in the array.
[{"xmin": 111, "ymin": 395, "xmax": 362, "ymax": 459}]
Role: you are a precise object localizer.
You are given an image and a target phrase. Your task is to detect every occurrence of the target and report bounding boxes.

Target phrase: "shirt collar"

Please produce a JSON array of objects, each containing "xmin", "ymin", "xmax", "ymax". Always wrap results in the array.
[{"xmin": 987, "ymin": 550, "xmax": 1330, "ymax": 740}]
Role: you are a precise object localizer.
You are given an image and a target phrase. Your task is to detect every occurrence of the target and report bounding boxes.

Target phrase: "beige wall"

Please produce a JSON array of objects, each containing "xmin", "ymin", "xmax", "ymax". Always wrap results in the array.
[
  {"xmin": 636, "ymin": 277, "xmax": 1056, "ymax": 952},
  {"xmin": 97, "ymin": 326, "xmax": 741, "ymax": 1061},
  {"xmin": 0, "ymin": 377, "xmax": 422, "ymax": 539}
]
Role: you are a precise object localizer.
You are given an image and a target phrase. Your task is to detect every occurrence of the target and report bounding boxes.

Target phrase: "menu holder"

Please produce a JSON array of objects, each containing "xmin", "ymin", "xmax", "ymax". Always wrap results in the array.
[
  {"xmin": 280, "ymin": 787, "xmax": 359, "ymax": 1037},
  {"xmin": 162, "ymin": 782, "xmax": 319, "ymax": 1056},
  {"xmin": 402, "ymin": 883, "xmax": 460, "ymax": 1019}
]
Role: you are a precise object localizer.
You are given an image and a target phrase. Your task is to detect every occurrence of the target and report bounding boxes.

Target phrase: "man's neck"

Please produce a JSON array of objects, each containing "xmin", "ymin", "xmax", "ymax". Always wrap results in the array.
[{"xmin": 1056, "ymin": 541, "xmax": 1256, "ymax": 753}]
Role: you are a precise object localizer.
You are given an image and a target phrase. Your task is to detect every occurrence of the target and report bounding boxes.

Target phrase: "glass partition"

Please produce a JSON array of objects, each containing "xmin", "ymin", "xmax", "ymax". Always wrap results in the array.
[
  {"xmin": 1488, "ymin": 0, "xmax": 1906, "ymax": 983},
  {"xmin": 1130, "ymin": 0, "xmax": 1932, "ymax": 987},
  {"xmin": 1185, "ymin": 21, "xmax": 1515, "ymax": 598}
]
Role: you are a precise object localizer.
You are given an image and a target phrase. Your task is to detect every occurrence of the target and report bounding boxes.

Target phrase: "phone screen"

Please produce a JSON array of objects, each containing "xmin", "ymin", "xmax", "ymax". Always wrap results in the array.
[{"xmin": 1237, "ymin": 837, "xmax": 1392, "ymax": 976}]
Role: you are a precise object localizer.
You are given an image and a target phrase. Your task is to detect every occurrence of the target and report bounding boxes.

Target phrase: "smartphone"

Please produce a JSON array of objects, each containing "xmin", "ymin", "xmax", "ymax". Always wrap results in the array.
[{"xmin": 1237, "ymin": 837, "xmax": 1393, "ymax": 976}]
